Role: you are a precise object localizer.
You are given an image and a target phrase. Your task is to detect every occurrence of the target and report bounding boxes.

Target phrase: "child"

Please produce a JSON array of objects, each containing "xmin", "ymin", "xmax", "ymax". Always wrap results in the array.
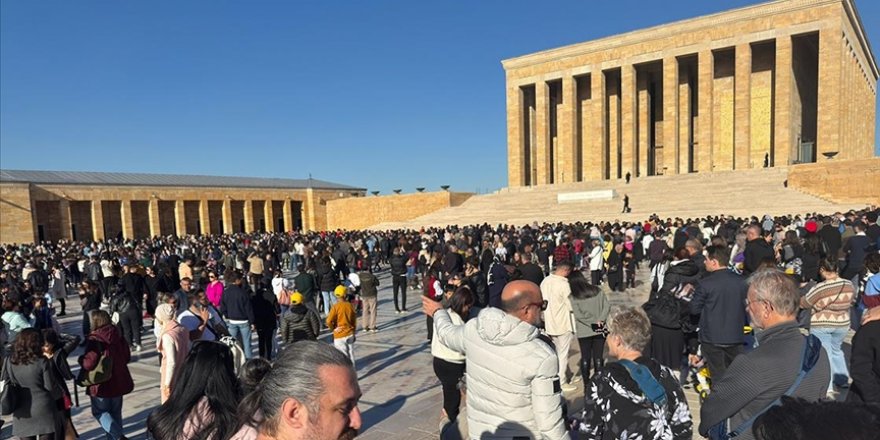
[
  {"xmin": 326, "ymin": 285, "xmax": 357, "ymax": 366},
  {"xmin": 624, "ymin": 252, "xmax": 637, "ymax": 289}
]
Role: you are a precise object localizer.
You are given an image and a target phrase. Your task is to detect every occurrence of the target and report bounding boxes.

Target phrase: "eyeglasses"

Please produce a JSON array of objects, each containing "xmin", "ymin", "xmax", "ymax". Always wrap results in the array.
[
  {"xmin": 526, "ymin": 300, "xmax": 548, "ymax": 311},
  {"xmin": 745, "ymin": 297, "xmax": 772, "ymax": 310}
]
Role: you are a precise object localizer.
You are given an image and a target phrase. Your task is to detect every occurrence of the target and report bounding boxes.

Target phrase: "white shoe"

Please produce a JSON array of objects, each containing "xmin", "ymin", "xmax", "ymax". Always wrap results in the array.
[
  {"xmin": 134, "ymin": 344, "xmax": 142, "ymax": 353},
  {"xmin": 561, "ymin": 382, "xmax": 577, "ymax": 392}
]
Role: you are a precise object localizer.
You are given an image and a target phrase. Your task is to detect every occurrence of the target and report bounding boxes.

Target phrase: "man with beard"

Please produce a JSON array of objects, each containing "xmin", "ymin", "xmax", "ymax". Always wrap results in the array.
[{"xmin": 237, "ymin": 340, "xmax": 361, "ymax": 440}]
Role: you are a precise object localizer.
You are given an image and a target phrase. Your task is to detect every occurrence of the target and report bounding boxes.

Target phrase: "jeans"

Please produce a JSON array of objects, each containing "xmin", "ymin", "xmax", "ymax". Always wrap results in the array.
[
  {"xmin": 811, "ymin": 326, "xmax": 849, "ymax": 391},
  {"xmin": 334, "ymin": 335, "xmax": 355, "ymax": 367},
  {"xmin": 90, "ymin": 395, "xmax": 124, "ymax": 440},
  {"xmin": 321, "ymin": 291, "xmax": 336, "ymax": 315},
  {"xmin": 227, "ymin": 321, "xmax": 253, "ymax": 359}
]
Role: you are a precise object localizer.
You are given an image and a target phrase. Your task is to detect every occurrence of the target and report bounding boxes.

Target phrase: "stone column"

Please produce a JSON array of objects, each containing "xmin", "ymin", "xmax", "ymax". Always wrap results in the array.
[
  {"xmin": 678, "ymin": 66, "xmax": 691, "ymax": 173},
  {"xmin": 304, "ymin": 189, "xmax": 317, "ymax": 232},
  {"xmin": 148, "ymin": 198, "xmax": 161, "ymax": 237},
  {"xmin": 199, "ymin": 199, "xmax": 211, "ymax": 235},
  {"xmin": 590, "ymin": 69, "xmax": 606, "ymax": 180},
  {"xmin": 559, "ymin": 76, "xmax": 577, "ymax": 183},
  {"xmin": 264, "ymin": 200, "xmax": 275, "ymax": 232},
  {"xmin": 120, "ymin": 200, "xmax": 134, "ymax": 239},
  {"xmin": 816, "ymin": 28, "xmax": 843, "ymax": 158},
  {"xmin": 221, "ymin": 199, "xmax": 233, "ymax": 234},
  {"xmin": 663, "ymin": 57, "xmax": 679, "ymax": 175},
  {"xmin": 621, "ymin": 64, "xmax": 637, "ymax": 178},
  {"xmin": 535, "ymin": 81, "xmax": 551, "ymax": 184},
  {"xmin": 243, "ymin": 200, "xmax": 255, "ymax": 233},
  {"xmin": 698, "ymin": 50, "xmax": 714, "ymax": 173},
  {"xmin": 58, "ymin": 199, "xmax": 72, "ymax": 240},
  {"xmin": 174, "ymin": 199, "xmax": 186, "ymax": 237},
  {"xmin": 637, "ymin": 73, "xmax": 649, "ymax": 176},
  {"xmin": 91, "ymin": 200, "xmax": 105, "ymax": 241},
  {"xmin": 774, "ymin": 35, "xmax": 793, "ymax": 166},
  {"xmin": 283, "ymin": 199, "xmax": 293, "ymax": 232},
  {"xmin": 734, "ymin": 43, "xmax": 752, "ymax": 169},
  {"xmin": 507, "ymin": 85, "xmax": 525, "ymax": 187}
]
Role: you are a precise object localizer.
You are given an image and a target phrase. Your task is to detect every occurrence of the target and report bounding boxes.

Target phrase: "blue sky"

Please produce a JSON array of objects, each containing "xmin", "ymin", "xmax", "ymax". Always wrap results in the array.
[{"xmin": 2, "ymin": 0, "xmax": 878, "ymax": 194}]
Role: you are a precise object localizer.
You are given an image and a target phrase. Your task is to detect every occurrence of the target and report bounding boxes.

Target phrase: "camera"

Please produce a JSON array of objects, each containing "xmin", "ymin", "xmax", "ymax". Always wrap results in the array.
[{"xmin": 591, "ymin": 322, "xmax": 609, "ymax": 337}]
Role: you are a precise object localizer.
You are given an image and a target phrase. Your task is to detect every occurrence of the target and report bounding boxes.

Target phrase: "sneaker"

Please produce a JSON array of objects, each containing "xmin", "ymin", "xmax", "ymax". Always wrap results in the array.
[
  {"xmin": 561, "ymin": 382, "xmax": 578, "ymax": 392},
  {"xmin": 372, "ymin": 328, "xmax": 378, "ymax": 332},
  {"xmin": 395, "ymin": 310, "xmax": 402, "ymax": 314},
  {"xmin": 134, "ymin": 344, "xmax": 143, "ymax": 353}
]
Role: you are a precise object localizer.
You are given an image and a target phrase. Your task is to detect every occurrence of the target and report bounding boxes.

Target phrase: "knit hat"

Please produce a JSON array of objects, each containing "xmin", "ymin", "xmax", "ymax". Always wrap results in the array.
[
  {"xmin": 334, "ymin": 285, "xmax": 347, "ymax": 297},
  {"xmin": 804, "ymin": 220, "xmax": 818, "ymax": 233},
  {"xmin": 290, "ymin": 292, "xmax": 304, "ymax": 305},
  {"xmin": 155, "ymin": 303, "xmax": 176, "ymax": 326}
]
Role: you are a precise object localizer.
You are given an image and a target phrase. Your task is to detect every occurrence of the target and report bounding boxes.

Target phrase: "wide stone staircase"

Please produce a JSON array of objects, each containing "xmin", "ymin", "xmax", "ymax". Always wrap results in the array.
[{"xmin": 370, "ymin": 167, "xmax": 866, "ymax": 229}]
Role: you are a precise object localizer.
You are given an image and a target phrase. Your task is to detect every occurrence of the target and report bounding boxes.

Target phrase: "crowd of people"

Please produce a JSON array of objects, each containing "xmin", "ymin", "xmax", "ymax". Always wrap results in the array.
[{"xmin": 1, "ymin": 207, "xmax": 879, "ymax": 439}]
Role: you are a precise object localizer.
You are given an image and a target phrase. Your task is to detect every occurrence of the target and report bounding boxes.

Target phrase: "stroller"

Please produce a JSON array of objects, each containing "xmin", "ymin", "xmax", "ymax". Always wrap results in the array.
[{"xmin": 687, "ymin": 325, "xmax": 755, "ymax": 402}]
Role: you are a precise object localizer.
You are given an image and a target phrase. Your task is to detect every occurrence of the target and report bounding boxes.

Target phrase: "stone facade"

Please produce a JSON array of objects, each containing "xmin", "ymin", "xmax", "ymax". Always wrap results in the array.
[
  {"xmin": 326, "ymin": 191, "xmax": 473, "ymax": 230},
  {"xmin": 0, "ymin": 172, "xmax": 365, "ymax": 245},
  {"xmin": 788, "ymin": 158, "xmax": 880, "ymax": 205},
  {"xmin": 503, "ymin": 0, "xmax": 878, "ymax": 187}
]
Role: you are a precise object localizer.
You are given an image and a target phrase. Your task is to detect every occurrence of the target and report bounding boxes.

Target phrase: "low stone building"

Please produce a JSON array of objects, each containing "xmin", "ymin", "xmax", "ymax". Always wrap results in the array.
[{"xmin": 0, "ymin": 170, "xmax": 365, "ymax": 244}]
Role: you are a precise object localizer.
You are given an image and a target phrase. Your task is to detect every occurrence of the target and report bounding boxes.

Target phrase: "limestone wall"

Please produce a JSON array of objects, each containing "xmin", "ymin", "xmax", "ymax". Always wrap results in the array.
[
  {"xmin": 787, "ymin": 158, "xmax": 880, "ymax": 205},
  {"xmin": 0, "ymin": 183, "xmax": 36, "ymax": 244},
  {"xmin": 326, "ymin": 191, "xmax": 474, "ymax": 230}
]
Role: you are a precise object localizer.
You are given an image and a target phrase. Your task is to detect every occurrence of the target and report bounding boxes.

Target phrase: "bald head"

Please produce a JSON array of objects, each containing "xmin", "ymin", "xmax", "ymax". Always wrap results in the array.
[{"xmin": 499, "ymin": 280, "xmax": 544, "ymax": 327}]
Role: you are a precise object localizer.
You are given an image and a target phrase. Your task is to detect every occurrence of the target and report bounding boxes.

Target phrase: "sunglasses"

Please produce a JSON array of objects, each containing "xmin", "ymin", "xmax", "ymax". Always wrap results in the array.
[{"xmin": 527, "ymin": 300, "xmax": 548, "ymax": 311}]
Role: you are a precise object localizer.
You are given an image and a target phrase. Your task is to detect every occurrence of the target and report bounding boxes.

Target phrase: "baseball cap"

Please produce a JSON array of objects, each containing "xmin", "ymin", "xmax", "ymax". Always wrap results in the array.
[
  {"xmin": 334, "ymin": 285, "xmax": 347, "ymax": 297},
  {"xmin": 290, "ymin": 292, "xmax": 303, "ymax": 305}
]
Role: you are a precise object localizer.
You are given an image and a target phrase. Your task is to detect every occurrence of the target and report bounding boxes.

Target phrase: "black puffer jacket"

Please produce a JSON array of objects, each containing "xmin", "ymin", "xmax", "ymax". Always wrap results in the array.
[
  {"xmin": 389, "ymin": 254, "xmax": 407, "ymax": 276},
  {"xmin": 660, "ymin": 259, "xmax": 701, "ymax": 296},
  {"xmin": 280, "ymin": 305, "xmax": 320, "ymax": 343}
]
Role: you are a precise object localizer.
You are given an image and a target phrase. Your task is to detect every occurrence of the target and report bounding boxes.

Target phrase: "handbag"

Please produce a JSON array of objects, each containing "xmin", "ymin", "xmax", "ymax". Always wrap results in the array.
[
  {"xmin": 1, "ymin": 357, "xmax": 22, "ymax": 415},
  {"xmin": 76, "ymin": 340, "xmax": 114, "ymax": 387}
]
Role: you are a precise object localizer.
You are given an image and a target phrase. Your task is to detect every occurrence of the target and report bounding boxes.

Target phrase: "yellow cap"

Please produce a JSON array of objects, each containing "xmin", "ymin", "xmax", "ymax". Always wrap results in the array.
[
  {"xmin": 290, "ymin": 292, "xmax": 304, "ymax": 305},
  {"xmin": 334, "ymin": 285, "xmax": 347, "ymax": 297}
]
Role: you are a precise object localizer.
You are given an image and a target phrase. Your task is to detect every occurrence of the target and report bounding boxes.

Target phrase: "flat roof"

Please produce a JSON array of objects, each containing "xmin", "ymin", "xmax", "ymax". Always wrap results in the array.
[{"xmin": 0, "ymin": 169, "xmax": 365, "ymax": 191}]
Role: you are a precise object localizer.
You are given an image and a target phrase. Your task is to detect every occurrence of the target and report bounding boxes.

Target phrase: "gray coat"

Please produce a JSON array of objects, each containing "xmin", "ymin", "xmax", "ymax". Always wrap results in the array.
[
  {"xmin": 7, "ymin": 357, "xmax": 64, "ymax": 437},
  {"xmin": 570, "ymin": 292, "xmax": 610, "ymax": 338}
]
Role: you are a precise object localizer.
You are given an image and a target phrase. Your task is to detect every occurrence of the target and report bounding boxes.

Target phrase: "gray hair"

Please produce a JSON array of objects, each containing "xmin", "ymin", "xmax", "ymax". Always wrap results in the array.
[
  {"xmin": 248, "ymin": 341, "xmax": 354, "ymax": 435},
  {"xmin": 607, "ymin": 306, "xmax": 652, "ymax": 353},
  {"xmin": 747, "ymin": 268, "xmax": 800, "ymax": 316}
]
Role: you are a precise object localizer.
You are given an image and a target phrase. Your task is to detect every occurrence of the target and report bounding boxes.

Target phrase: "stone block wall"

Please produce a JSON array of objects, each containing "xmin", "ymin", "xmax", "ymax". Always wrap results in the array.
[
  {"xmin": 0, "ymin": 183, "xmax": 35, "ymax": 244},
  {"xmin": 326, "ymin": 191, "xmax": 474, "ymax": 230},
  {"xmin": 787, "ymin": 157, "xmax": 880, "ymax": 205}
]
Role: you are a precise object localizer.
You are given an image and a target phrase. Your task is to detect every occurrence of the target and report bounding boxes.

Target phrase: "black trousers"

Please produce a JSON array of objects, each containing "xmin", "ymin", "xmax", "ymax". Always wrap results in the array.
[
  {"xmin": 118, "ymin": 310, "xmax": 141, "ymax": 346},
  {"xmin": 392, "ymin": 275, "xmax": 407, "ymax": 311},
  {"xmin": 427, "ymin": 315, "xmax": 433, "ymax": 341},
  {"xmin": 257, "ymin": 327, "xmax": 275, "ymax": 360},
  {"xmin": 702, "ymin": 343, "xmax": 743, "ymax": 382},
  {"xmin": 591, "ymin": 270, "xmax": 602, "ymax": 286},
  {"xmin": 608, "ymin": 271, "xmax": 624, "ymax": 292},
  {"xmin": 578, "ymin": 335, "xmax": 606, "ymax": 383},
  {"xmin": 433, "ymin": 357, "xmax": 465, "ymax": 421}
]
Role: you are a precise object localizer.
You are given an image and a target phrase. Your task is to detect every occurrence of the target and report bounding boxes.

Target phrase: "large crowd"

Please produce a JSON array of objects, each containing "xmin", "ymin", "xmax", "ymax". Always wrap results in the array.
[{"xmin": 1, "ymin": 207, "xmax": 880, "ymax": 440}]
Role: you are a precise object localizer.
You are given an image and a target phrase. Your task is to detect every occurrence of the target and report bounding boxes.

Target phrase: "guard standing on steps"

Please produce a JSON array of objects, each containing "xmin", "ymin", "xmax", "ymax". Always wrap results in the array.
[
  {"xmin": 625, "ymin": 171, "xmax": 632, "ymax": 184},
  {"xmin": 622, "ymin": 194, "xmax": 631, "ymax": 213}
]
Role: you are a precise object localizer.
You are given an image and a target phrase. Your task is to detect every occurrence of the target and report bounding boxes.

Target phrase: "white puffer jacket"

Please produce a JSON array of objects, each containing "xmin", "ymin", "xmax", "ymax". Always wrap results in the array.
[{"xmin": 433, "ymin": 307, "xmax": 570, "ymax": 440}]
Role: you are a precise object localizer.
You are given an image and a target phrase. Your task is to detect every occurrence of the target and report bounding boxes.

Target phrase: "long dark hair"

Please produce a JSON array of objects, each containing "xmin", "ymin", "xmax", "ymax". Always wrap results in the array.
[
  {"xmin": 449, "ymin": 286, "xmax": 474, "ymax": 318},
  {"xmin": 147, "ymin": 341, "xmax": 240, "ymax": 440},
  {"xmin": 569, "ymin": 270, "xmax": 600, "ymax": 299}
]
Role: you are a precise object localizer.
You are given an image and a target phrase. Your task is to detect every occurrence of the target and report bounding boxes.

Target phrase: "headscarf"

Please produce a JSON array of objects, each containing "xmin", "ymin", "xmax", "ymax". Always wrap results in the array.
[{"xmin": 155, "ymin": 303, "xmax": 176, "ymax": 327}]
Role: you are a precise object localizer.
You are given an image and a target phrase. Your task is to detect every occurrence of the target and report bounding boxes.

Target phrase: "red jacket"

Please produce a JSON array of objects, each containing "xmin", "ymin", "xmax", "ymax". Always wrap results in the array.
[{"xmin": 80, "ymin": 324, "xmax": 134, "ymax": 398}]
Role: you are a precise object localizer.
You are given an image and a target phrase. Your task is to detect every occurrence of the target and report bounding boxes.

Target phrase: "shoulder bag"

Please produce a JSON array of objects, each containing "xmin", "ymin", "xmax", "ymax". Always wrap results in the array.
[{"xmin": 76, "ymin": 339, "xmax": 114, "ymax": 387}]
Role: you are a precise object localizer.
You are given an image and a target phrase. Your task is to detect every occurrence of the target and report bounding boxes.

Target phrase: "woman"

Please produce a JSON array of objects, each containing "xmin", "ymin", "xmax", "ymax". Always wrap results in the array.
[
  {"xmin": 645, "ymin": 246, "xmax": 700, "ymax": 373},
  {"xmin": 569, "ymin": 271, "xmax": 610, "ymax": 383},
  {"xmin": 778, "ymin": 230, "xmax": 805, "ymax": 281},
  {"xmin": 79, "ymin": 309, "xmax": 134, "ymax": 440},
  {"xmin": 317, "ymin": 256, "xmax": 338, "ymax": 315},
  {"xmin": 4, "ymin": 328, "xmax": 64, "ymax": 440},
  {"xmin": 51, "ymin": 264, "xmax": 68, "ymax": 316},
  {"xmin": 155, "ymin": 303, "xmax": 190, "ymax": 403},
  {"xmin": 588, "ymin": 239, "xmax": 604, "ymax": 286},
  {"xmin": 572, "ymin": 307, "xmax": 693, "ymax": 439},
  {"xmin": 605, "ymin": 242, "xmax": 625, "ymax": 292},
  {"xmin": 238, "ymin": 357, "xmax": 272, "ymax": 397},
  {"xmin": 2, "ymin": 299, "xmax": 32, "ymax": 342},
  {"xmin": 108, "ymin": 285, "xmax": 142, "ymax": 352},
  {"xmin": 251, "ymin": 284, "xmax": 279, "ymax": 360},
  {"xmin": 431, "ymin": 286, "xmax": 473, "ymax": 427},
  {"xmin": 147, "ymin": 340, "xmax": 241, "ymax": 440},
  {"xmin": 801, "ymin": 258, "xmax": 855, "ymax": 396},
  {"xmin": 43, "ymin": 329, "xmax": 80, "ymax": 440}
]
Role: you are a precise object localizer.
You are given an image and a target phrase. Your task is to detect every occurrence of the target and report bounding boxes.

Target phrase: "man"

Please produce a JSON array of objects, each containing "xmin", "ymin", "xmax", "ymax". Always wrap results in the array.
[
  {"xmin": 236, "ymin": 340, "xmax": 362, "ymax": 440},
  {"xmin": 357, "ymin": 269, "xmax": 380, "ymax": 332},
  {"xmin": 865, "ymin": 210, "xmax": 880, "ymax": 251},
  {"xmin": 818, "ymin": 216, "xmax": 842, "ymax": 259},
  {"xmin": 689, "ymin": 245, "xmax": 748, "ymax": 381},
  {"xmin": 247, "ymin": 252, "xmax": 264, "ymax": 288},
  {"xmin": 281, "ymin": 292, "xmax": 321, "ymax": 344},
  {"xmin": 293, "ymin": 263, "xmax": 318, "ymax": 308},
  {"xmin": 540, "ymin": 262, "xmax": 577, "ymax": 391},
  {"xmin": 173, "ymin": 277, "xmax": 194, "ymax": 314},
  {"xmin": 389, "ymin": 247, "xmax": 408, "ymax": 313},
  {"xmin": 685, "ymin": 238, "xmax": 708, "ymax": 279},
  {"xmin": 423, "ymin": 280, "xmax": 570, "ymax": 440},
  {"xmin": 743, "ymin": 224, "xmax": 775, "ymax": 276},
  {"xmin": 648, "ymin": 231, "xmax": 668, "ymax": 269},
  {"xmin": 518, "ymin": 252, "xmax": 545, "ymax": 287},
  {"xmin": 220, "ymin": 270, "xmax": 255, "ymax": 359},
  {"xmin": 463, "ymin": 256, "xmax": 489, "ymax": 308},
  {"xmin": 699, "ymin": 269, "xmax": 830, "ymax": 440},
  {"xmin": 841, "ymin": 222, "xmax": 871, "ymax": 286},
  {"xmin": 622, "ymin": 194, "xmax": 630, "ymax": 213},
  {"xmin": 326, "ymin": 285, "xmax": 357, "ymax": 366},
  {"xmin": 178, "ymin": 289, "xmax": 221, "ymax": 342}
]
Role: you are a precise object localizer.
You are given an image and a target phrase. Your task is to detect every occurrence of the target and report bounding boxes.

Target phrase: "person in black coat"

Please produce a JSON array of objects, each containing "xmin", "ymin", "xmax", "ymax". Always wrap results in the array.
[
  {"xmin": 646, "ymin": 247, "xmax": 701, "ymax": 372},
  {"xmin": 841, "ymin": 222, "xmax": 871, "ymax": 283},
  {"xmin": 818, "ymin": 218, "xmax": 843, "ymax": 259},
  {"xmin": 517, "ymin": 253, "xmax": 545, "ymax": 287},
  {"xmin": 848, "ymin": 309, "xmax": 880, "ymax": 404},
  {"xmin": 743, "ymin": 225, "xmax": 775, "ymax": 276},
  {"xmin": 251, "ymin": 283, "xmax": 279, "ymax": 360},
  {"xmin": 606, "ymin": 243, "xmax": 625, "ymax": 292}
]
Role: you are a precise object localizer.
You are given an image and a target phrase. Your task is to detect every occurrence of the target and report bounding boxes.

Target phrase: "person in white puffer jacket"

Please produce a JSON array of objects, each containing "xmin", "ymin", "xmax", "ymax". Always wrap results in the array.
[{"xmin": 423, "ymin": 280, "xmax": 571, "ymax": 440}]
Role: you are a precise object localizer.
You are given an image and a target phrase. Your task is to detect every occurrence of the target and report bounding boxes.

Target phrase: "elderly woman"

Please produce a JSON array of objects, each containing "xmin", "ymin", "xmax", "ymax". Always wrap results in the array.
[
  {"xmin": 572, "ymin": 306, "xmax": 693, "ymax": 440},
  {"xmin": 155, "ymin": 303, "xmax": 190, "ymax": 403}
]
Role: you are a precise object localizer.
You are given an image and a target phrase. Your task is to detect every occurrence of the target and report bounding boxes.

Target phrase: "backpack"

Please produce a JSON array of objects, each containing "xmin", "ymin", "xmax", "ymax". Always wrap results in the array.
[{"xmin": 77, "ymin": 339, "xmax": 113, "ymax": 387}]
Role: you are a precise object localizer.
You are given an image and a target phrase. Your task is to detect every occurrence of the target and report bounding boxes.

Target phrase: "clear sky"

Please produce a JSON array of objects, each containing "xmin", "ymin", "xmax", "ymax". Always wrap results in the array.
[{"xmin": 2, "ymin": 0, "xmax": 878, "ymax": 194}]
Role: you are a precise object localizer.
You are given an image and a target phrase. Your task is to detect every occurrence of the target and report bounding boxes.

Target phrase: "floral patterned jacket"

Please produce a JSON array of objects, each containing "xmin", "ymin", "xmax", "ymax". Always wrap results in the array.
[{"xmin": 572, "ymin": 357, "xmax": 693, "ymax": 440}]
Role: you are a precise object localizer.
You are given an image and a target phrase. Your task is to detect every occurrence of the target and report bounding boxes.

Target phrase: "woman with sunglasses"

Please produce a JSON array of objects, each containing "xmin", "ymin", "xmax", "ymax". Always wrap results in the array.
[
  {"xmin": 205, "ymin": 271, "xmax": 224, "ymax": 309},
  {"xmin": 147, "ymin": 340, "xmax": 241, "ymax": 440}
]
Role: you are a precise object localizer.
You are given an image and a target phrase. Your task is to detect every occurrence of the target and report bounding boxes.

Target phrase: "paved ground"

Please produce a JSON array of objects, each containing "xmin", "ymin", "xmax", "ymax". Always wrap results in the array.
[{"xmin": 0, "ymin": 267, "xmax": 852, "ymax": 439}]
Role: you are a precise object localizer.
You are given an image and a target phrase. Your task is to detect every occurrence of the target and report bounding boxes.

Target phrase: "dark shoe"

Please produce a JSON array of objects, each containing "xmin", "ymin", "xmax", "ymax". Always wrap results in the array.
[{"xmin": 57, "ymin": 312, "xmax": 67, "ymax": 317}]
